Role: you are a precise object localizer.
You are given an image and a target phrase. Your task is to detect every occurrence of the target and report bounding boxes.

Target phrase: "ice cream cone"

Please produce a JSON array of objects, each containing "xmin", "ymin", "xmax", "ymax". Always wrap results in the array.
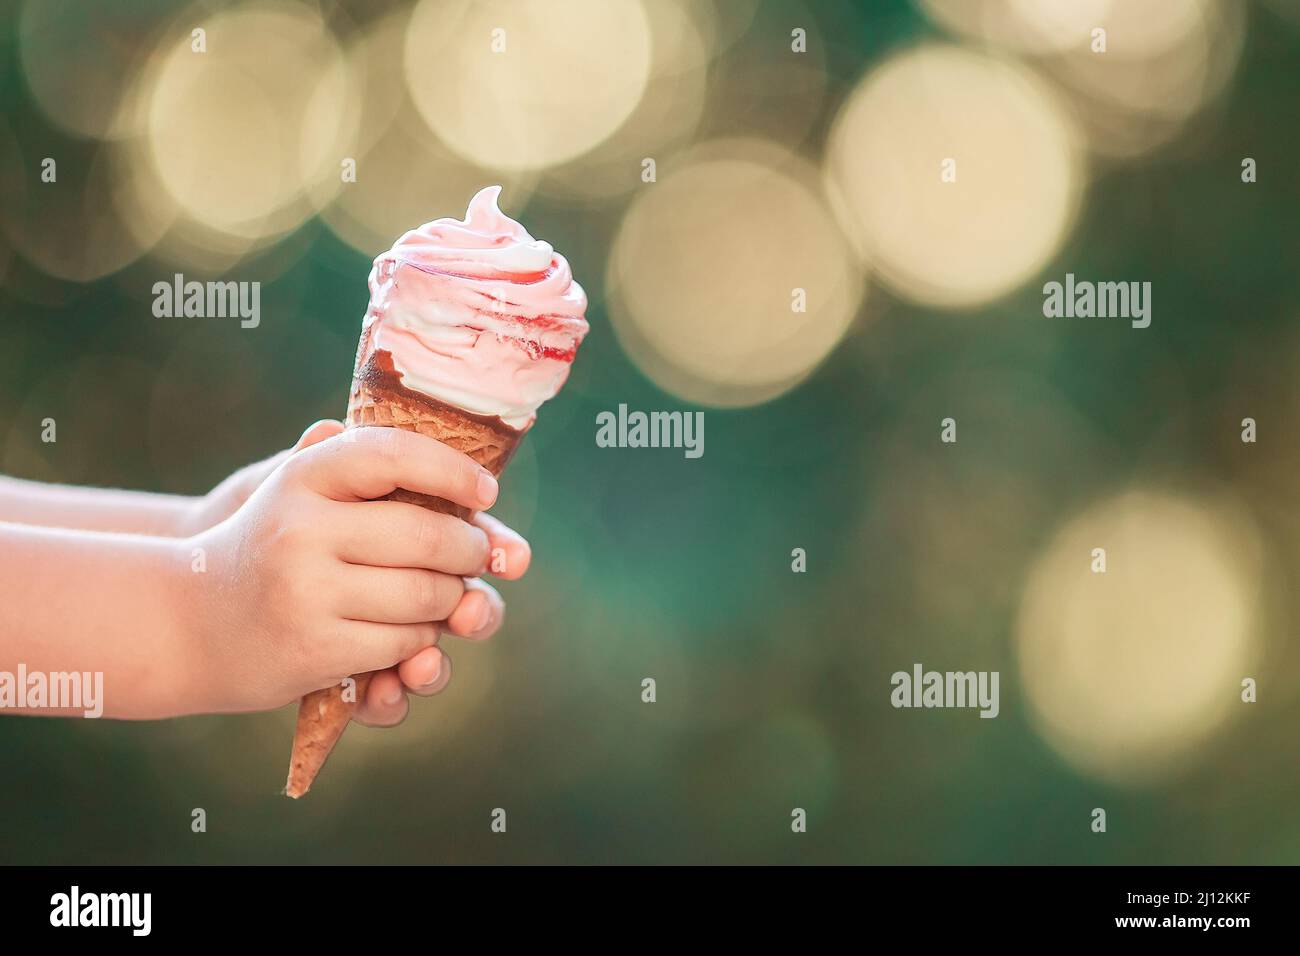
[
  {"xmin": 283, "ymin": 352, "xmax": 526, "ymax": 798},
  {"xmin": 283, "ymin": 185, "xmax": 587, "ymax": 797},
  {"xmin": 285, "ymin": 673, "xmax": 373, "ymax": 799}
]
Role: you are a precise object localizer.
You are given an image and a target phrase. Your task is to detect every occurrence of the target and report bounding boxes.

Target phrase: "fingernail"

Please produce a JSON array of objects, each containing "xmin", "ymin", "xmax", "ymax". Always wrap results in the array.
[
  {"xmin": 384, "ymin": 686, "xmax": 403, "ymax": 706},
  {"xmin": 472, "ymin": 594, "xmax": 492, "ymax": 633},
  {"xmin": 421, "ymin": 655, "xmax": 444, "ymax": 688},
  {"xmin": 477, "ymin": 470, "xmax": 498, "ymax": 507}
]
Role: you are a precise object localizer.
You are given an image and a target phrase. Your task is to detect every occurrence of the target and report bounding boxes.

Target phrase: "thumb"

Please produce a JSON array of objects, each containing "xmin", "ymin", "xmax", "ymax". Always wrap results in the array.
[{"xmin": 294, "ymin": 419, "xmax": 345, "ymax": 452}]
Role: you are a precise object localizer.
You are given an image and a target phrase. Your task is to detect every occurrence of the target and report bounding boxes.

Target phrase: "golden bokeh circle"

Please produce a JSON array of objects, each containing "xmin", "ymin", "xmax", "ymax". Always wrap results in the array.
[
  {"xmin": 608, "ymin": 142, "xmax": 864, "ymax": 407},
  {"xmin": 1042, "ymin": 0, "xmax": 1246, "ymax": 159},
  {"xmin": 825, "ymin": 44, "xmax": 1084, "ymax": 308},
  {"xmin": 1017, "ymin": 490, "xmax": 1262, "ymax": 786},
  {"xmin": 144, "ymin": 4, "xmax": 356, "ymax": 239},
  {"xmin": 403, "ymin": 0, "xmax": 653, "ymax": 171},
  {"xmin": 538, "ymin": 0, "xmax": 710, "ymax": 199}
]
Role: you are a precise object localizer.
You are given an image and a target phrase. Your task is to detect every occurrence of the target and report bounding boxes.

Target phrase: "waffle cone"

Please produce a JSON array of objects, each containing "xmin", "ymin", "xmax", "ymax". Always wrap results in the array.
[
  {"xmin": 285, "ymin": 673, "xmax": 373, "ymax": 798},
  {"xmin": 284, "ymin": 348, "xmax": 524, "ymax": 797}
]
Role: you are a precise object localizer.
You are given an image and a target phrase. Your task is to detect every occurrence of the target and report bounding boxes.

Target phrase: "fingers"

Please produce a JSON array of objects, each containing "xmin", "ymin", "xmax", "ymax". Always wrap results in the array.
[
  {"xmin": 354, "ymin": 668, "xmax": 409, "ymax": 727},
  {"xmin": 338, "ymin": 565, "xmax": 466, "ymax": 625},
  {"xmin": 445, "ymin": 579, "xmax": 503, "ymax": 640},
  {"xmin": 398, "ymin": 646, "xmax": 452, "ymax": 696},
  {"xmin": 292, "ymin": 427, "xmax": 498, "ymax": 512},
  {"xmin": 355, "ymin": 648, "xmax": 453, "ymax": 725},
  {"xmin": 375, "ymin": 581, "xmax": 493, "ymax": 700},
  {"xmin": 346, "ymin": 579, "xmax": 494, "ymax": 704},
  {"xmin": 354, "ymin": 648, "xmax": 452, "ymax": 726},
  {"xmin": 474, "ymin": 512, "xmax": 531, "ymax": 580},
  {"xmin": 333, "ymin": 500, "xmax": 490, "ymax": 575},
  {"xmin": 337, "ymin": 621, "xmax": 440, "ymax": 676}
]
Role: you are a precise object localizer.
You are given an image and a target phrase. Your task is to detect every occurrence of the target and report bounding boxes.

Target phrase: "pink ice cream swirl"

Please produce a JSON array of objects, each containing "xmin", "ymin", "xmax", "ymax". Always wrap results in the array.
[{"xmin": 361, "ymin": 186, "xmax": 589, "ymax": 430}]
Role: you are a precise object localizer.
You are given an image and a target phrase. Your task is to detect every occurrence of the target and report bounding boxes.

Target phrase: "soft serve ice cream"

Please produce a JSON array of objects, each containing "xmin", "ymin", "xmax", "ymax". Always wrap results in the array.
[{"xmin": 356, "ymin": 185, "xmax": 589, "ymax": 431}]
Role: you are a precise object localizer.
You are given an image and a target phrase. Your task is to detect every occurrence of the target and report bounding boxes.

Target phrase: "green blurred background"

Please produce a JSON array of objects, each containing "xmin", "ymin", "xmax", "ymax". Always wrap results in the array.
[{"xmin": 2, "ymin": 0, "xmax": 1300, "ymax": 863}]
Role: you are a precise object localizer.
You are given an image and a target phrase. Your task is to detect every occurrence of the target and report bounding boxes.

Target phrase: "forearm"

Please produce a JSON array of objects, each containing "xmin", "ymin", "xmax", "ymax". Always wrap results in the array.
[
  {"xmin": 0, "ymin": 521, "xmax": 200, "ymax": 719},
  {"xmin": 0, "ymin": 476, "xmax": 195, "ymax": 537}
]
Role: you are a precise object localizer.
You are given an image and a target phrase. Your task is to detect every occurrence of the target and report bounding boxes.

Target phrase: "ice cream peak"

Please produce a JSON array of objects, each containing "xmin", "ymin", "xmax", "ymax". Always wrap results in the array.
[{"xmin": 361, "ymin": 186, "xmax": 589, "ymax": 429}]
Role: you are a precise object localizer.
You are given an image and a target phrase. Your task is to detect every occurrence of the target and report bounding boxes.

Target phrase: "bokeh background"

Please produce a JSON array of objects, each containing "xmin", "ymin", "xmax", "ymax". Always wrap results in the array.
[{"xmin": 2, "ymin": 0, "xmax": 1300, "ymax": 864}]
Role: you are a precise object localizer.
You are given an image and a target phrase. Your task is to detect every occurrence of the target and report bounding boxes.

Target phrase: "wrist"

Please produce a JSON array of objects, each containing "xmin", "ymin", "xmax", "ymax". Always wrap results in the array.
[{"xmin": 160, "ymin": 531, "xmax": 215, "ymax": 715}]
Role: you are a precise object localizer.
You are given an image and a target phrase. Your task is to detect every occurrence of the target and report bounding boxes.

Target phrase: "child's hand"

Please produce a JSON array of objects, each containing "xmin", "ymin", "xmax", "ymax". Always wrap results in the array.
[
  {"xmin": 182, "ymin": 427, "xmax": 520, "ymax": 714},
  {"xmin": 178, "ymin": 420, "xmax": 347, "ymax": 536}
]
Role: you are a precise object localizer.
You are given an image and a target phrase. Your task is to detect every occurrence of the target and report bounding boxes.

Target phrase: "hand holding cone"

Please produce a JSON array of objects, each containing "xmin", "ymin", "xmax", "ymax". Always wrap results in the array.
[
  {"xmin": 283, "ymin": 186, "xmax": 587, "ymax": 797},
  {"xmin": 283, "ymin": 355, "xmax": 524, "ymax": 797}
]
